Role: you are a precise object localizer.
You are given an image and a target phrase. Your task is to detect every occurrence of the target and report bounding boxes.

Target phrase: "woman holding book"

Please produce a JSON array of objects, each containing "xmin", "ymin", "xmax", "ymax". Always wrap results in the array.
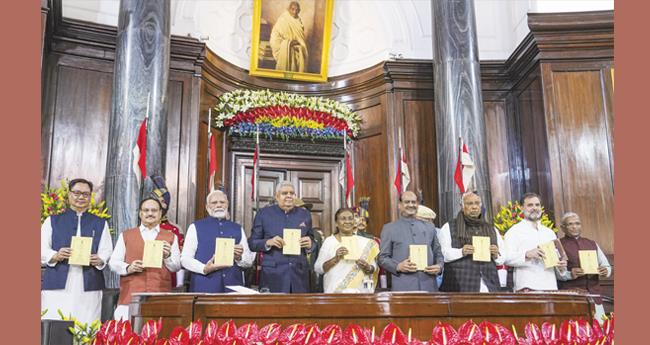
[{"xmin": 314, "ymin": 208, "xmax": 379, "ymax": 293}]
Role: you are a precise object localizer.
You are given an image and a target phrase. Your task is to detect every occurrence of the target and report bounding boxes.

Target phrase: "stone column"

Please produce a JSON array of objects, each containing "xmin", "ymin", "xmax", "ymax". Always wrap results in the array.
[
  {"xmin": 431, "ymin": 0, "xmax": 492, "ymax": 225},
  {"xmin": 104, "ymin": 0, "xmax": 170, "ymax": 287}
]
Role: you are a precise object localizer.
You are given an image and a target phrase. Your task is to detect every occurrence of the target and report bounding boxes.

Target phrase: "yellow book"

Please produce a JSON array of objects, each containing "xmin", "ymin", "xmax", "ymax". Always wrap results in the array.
[
  {"xmin": 539, "ymin": 241, "xmax": 560, "ymax": 268},
  {"xmin": 143, "ymin": 240, "xmax": 165, "ymax": 268},
  {"xmin": 472, "ymin": 236, "xmax": 491, "ymax": 262},
  {"xmin": 214, "ymin": 238, "xmax": 235, "ymax": 267},
  {"xmin": 68, "ymin": 236, "xmax": 92, "ymax": 266},
  {"xmin": 579, "ymin": 250, "xmax": 599, "ymax": 274},
  {"xmin": 283, "ymin": 228, "xmax": 302, "ymax": 255},
  {"xmin": 341, "ymin": 235, "xmax": 360, "ymax": 260},
  {"xmin": 409, "ymin": 245, "xmax": 428, "ymax": 271}
]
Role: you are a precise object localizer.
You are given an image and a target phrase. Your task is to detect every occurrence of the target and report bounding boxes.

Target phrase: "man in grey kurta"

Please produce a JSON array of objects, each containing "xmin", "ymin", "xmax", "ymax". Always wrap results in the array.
[{"xmin": 378, "ymin": 191, "xmax": 444, "ymax": 292}]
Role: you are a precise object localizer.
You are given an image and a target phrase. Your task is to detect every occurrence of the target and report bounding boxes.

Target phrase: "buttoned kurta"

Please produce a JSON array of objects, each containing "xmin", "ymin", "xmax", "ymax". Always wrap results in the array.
[
  {"xmin": 378, "ymin": 217, "xmax": 444, "ymax": 292},
  {"xmin": 504, "ymin": 220, "xmax": 561, "ymax": 291}
]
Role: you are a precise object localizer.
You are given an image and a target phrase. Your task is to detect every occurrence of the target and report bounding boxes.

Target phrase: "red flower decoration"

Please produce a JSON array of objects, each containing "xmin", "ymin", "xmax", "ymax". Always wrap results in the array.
[
  {"xmin": 169, "ymin": 326, "xmax": 190, "ymax": 345},
  {"xmin": 257, "ymin": 323, "xmax": 281, "ymax": 345},
  {"xmin": 429, "ymin": 322, "xmax": 457, "ymax": 345}
]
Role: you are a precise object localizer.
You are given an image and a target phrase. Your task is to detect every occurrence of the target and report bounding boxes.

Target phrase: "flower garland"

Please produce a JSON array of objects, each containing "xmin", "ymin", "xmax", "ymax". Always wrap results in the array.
[
  {"xmin": 494, "ymin": 201, "xmax": 556, "ymax": 235},
  {"xmin": 87, "ymin": 315, "xmax": 614, "ymax": 345},
  {"xmin": 213, "ymin": 89, "xmax": 361, "ymax": 140},
  {"xmin": 41, "ymin": 180, "xmax": 112, "ymax": 232}
]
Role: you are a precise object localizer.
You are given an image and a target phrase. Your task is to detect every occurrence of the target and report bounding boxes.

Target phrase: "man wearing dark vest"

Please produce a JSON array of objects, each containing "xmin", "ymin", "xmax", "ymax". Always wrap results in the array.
[
  {"xmin": 109, "ymin": 198, "xmax": 181, "ymax": 320},
  {"xmin": 181, "ymin": 190, "xmax": 255, "ymax": 292},
  {"xmin": 41, "ymin": 178, "xmax": 113, "ymax": 324},
  {"xmin": 556, "ymin": 212, "xmax": 611, "ymax": 322},
  {"xmin": 249, "ymin": 181, "xmax": 314, "ymax": 293},
  {"xmin": 437, "ymin": 192, "xmax": 504, "ymax": 292}
]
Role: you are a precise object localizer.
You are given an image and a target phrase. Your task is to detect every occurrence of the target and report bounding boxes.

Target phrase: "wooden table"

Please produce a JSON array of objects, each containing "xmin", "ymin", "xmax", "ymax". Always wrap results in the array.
[{"xmin": 130, "ymin": 292, "xmax": 595, "ymax": 340}]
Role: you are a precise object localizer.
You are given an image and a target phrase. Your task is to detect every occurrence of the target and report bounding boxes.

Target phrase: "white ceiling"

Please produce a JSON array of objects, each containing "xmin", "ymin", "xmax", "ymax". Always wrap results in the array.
[{"xmin": 61, "ymin": 0, "xmax": 614, "ymax": 76}]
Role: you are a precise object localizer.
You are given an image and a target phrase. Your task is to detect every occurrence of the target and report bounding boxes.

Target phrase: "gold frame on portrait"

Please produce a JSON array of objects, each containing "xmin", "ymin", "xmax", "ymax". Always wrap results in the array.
[{"xmin": 250, "ymin": 0, "xmax": 334, "ymax": 83}]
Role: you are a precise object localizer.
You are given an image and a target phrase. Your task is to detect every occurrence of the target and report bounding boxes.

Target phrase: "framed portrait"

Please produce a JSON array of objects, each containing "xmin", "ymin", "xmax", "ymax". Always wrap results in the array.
[{"xmin": 250, "ymin": 0, "xmax": 335, "ymax": 83}]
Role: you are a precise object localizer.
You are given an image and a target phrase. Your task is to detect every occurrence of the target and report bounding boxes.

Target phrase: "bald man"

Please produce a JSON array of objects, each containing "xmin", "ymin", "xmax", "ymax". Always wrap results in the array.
[
  {"xmin": 378, "ymin": 191, "xmax": 444, "ymax": 292},
  {"xmin": 437, "ymin": 192, "xmax": 504, "ymax": 292}
]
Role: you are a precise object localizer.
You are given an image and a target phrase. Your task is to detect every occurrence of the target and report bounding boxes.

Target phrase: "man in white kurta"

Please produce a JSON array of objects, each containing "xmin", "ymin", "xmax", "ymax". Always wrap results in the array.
[
  {"xmin": 109, "ymin": 198, "xmax": 181, "ymax": 321},
  {"xmin": 504, "ymin": 193, "xmax": 567, "ymax": 291},
  {"xmin": 41, "ymin": 179, "xmax": 113, "ymax": 325},
  {"xmin": 269, "ymin": 1, "xmax": 308, "ymax": 72},
  {"xmin": 181, "ymin": 190, "xmax": 255, "ymax": 292}
]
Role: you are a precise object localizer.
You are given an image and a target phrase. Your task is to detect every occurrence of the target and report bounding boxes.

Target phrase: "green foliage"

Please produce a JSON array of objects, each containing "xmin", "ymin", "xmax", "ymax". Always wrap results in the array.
[
  {"xmin": 493, "ymin": 200, "xmax": 557, "ymax": 235},
  {"xmin": 57, "ymin": 309, "xmax": 101, "ymax": 345},
  {"xmin": 41, "ymin": 179, "xmax": 113, "ymax": 233}
]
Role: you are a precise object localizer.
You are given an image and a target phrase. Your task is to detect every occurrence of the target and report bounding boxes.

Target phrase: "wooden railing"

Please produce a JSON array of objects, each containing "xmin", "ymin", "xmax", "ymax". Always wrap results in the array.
[{"xmin": 130, "ymin": 292, "xmax": 595, "ymax": 339}]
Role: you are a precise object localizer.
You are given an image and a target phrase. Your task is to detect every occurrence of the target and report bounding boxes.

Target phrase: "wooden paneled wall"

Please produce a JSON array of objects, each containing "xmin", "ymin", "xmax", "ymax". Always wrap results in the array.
[
  {"xmin": 42, "ymin": 2, "xmax": 614, "ymax": 260},
  {"xmin": 542, "ymin": 63, "xmax": 614, "ymax": 253},
  {"xmin": 505, "ymin": 11, "xmax": 615, "ymax": 254},
  {"xmin": 41, "ymin": 3, "xmax": 204, "ymax": 231}
]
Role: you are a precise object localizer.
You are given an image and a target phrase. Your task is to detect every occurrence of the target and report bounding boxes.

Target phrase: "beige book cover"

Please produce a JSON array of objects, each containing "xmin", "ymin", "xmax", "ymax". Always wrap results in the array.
[
  {"xmin": 409, "ymin": 244, "xmax": 428, "ymax": 271},
  {"xmin": 68, "ymin": 236, "xmax": 92, "ymax": 266},
  {"xmin": 540, "ymin": 241, "xmax": 560, "ymax": 268},
  {"xmin": 143, "ymin": 240, "xmax": 164, "ymax": 268},
  {"xmin": 472, "ymin": 236, "xmax": 491, "ymax": 262},
  {"xmin": 283, "ymin": 228, "xmax": 301, "ymax": 255},
  {"xmin": 341, "ymin": 235, "xmax": 360, "ymax": 260},
  {"xmin": 214, "ymin": 238, "xmax": 235, "ymax": 267},
  {"xmin": 579, "ymin": 250, "xmax": 599, "ymax": 274}
]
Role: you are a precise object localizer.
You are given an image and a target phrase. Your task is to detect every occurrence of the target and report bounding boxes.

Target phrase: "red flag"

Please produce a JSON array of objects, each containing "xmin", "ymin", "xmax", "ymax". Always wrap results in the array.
[
  {"xmin": 342, "ymin": 149, "xmax": 354, "ymax": 207},
  {"xmin": 251, "ymin": 146, "xmax": 258, "ymax": 201},
  {"xmin": 338, "ymin": 148, "xmax": 355, "ymax": 207},
  {"xmin": 132, "ymin": 118, "xmax": 147, "ymax": 187},
  {"xmin": 345, "ymin": 152, "xmax": 354, "ymax": 207},
  {"xmin": 208, "ymin": 132, "xmax": 218, "ymax": 192},
  {"xmin": 393, "ymin": 148, "xmax": 410, "ymax": 195},
  {"xmin": 251, "ymin": 129, "xmax": 259, "ymax": 201},
  {"xmin": 454, "ymin": 137, "xmax": 476, "ymax": 193}
]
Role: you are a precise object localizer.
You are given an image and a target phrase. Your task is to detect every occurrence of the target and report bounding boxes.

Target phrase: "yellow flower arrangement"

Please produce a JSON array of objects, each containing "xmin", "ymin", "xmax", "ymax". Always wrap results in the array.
[
  {"xmin": 57, "ymin": 309, "xmax": 101, "ymax": 345},
  {"xmin": 41, "ymin": 180, "xmax": 112, "ymax": 233},
  {"xmin": 493, "ymin": 200, "xmax": 556, "ymax": 235}
]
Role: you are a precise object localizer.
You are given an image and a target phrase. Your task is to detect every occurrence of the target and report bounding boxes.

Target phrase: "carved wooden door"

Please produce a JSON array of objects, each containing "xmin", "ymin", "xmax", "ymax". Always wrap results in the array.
[{"xmin": 232, "ymin": 153, "xmax": 343, "ymax": 237}]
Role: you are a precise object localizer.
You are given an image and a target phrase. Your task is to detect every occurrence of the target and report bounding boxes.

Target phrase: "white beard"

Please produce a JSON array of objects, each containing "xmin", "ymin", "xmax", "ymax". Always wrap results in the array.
[{"xmin": 209, "ymin": 209, "xmax": 227, "ymax": 219}]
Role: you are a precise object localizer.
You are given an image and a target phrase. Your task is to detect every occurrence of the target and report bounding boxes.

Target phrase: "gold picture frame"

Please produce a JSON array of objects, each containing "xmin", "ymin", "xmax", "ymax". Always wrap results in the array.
[{"xmin": 250, "ymin": 0, "xmax": 334, "ymax": 83}]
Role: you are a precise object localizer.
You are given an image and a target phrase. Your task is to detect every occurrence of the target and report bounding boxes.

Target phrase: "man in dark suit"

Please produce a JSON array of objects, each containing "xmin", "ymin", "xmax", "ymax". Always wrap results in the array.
[
  {"xmin": 378, "ymin": 191, "xmax": 444, "ymax": 292},
  {"xmin": 248, "ymin": 181, "xmax": 314, "ymax": 292}
]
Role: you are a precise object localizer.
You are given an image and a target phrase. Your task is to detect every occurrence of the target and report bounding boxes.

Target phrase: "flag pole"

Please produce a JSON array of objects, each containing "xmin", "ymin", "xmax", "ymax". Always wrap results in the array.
[
  {"xmin": 254, "ymin": 124, "xmax": 260, "ymax": 213},
  {"xmin": 343, "ymin": 134, "xmax": 347, "ymax": 207},
  {"xmin": 458, "ymin": 134, "xmax": 460, "ymax": 194},
  {"xmin": 145, "ymin": 92, "xmax": 150, "ymax": 121},
  {"xmin": 142, "ymin": 92, "xmax": 150, "ymax": 195},
  {"xmin": 207, "ymin": 108, "xmax": 213, "ymax": 192},
  {"xmin": 398, "ymin": 130, "xmax": 403, "ymax": 195}
]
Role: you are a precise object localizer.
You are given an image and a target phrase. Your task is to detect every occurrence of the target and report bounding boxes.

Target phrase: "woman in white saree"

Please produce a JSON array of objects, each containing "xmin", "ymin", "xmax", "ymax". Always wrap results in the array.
[{"xmin": 314, "ymin": 208, "xmax": 379, "ymax": 293}]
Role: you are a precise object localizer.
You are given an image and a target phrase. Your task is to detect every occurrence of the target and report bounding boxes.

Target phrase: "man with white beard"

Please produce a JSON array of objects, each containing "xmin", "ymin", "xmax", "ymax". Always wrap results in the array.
[
  {"xmin": 181, "ymin": 190, "xmax": 255, "ymax": 292},
  {"xmin": 504, "ymin": 193, "xmax": 567, "ymax": 291}
]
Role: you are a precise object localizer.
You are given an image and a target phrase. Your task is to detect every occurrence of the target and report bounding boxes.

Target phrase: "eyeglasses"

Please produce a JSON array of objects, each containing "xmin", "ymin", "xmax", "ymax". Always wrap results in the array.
[{"xmin": 70, "ymin": 190, "xmax": 91, "ymax": 198}]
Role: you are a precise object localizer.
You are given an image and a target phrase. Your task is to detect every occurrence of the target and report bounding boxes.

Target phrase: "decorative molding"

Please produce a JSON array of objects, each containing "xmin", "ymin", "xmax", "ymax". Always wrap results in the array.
[
  {"xmin": 506, "ymin": 10, "xmax": 613, "ymax": 88},
  {"xmin": 46, "ymin": 0, "xmax": 205, "ymax": 72},
  {"xmin": 230, "ymin": 135, "xmax": 345, "ymax": 157},
  {"xmin": 200, "ymin": 50, "xmax": 390, "ymax": 106},
  {"xmin": 46, "ymin": 6, "xmax": 613, "ymax": 102}
]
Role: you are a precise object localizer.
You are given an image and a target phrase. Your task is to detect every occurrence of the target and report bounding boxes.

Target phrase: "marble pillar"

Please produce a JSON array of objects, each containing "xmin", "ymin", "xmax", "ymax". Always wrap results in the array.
[
  {"xmin": 104, "ymin": 0, "xmax": 170, "ymax": 287},
  {"xmin": 431, "ymin": 0, "xmax": 492, "ymax": 225}
]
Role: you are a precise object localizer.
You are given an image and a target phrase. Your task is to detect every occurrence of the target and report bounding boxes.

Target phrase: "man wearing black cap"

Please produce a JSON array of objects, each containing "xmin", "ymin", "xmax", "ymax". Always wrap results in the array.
[{"xmin": 150, "ymin": 176, "xmax": 185, "ymax": 288}]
